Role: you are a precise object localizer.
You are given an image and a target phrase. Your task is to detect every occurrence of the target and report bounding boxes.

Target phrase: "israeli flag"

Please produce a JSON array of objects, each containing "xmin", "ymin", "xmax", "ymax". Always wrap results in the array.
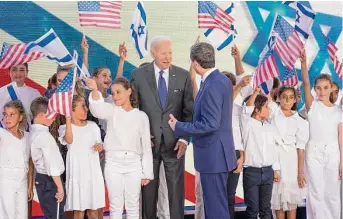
[
  {"xmin": 73, "ymin": 50, "xmax": 90, "ymax": 78},
  {"xmin": 24, "ymin": 29, "xmax": 73, "ymax": 65},
  {"xmin": 130, "ymin": 1, "xmax": 148, "ymax": 59},
  {"xmin": 204, "ymin": 2, "xmax": 237, "ymax": 51},
  {"xmin": 283, "ymin": 1, "xmax": 316, "ymax": 40}
]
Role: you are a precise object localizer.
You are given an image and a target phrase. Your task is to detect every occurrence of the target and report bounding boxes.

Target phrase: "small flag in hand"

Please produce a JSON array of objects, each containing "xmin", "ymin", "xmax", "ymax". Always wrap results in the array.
[
  {"xmin": 78, "ymin": 1, "xmax": 122, "ymax": 29},
  {"xmin": 281, "ymin": 68, "xmax": 299, "ymax": 87},
  {"xmin": 47, "ymin": 69, "xmax": 76, "ymax": 119},
  {"xmin": 323, "ymin": 34, "xmax": 343, "ymax": 79}
]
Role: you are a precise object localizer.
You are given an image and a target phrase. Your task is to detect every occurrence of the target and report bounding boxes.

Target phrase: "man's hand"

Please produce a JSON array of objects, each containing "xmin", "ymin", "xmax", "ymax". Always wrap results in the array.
[
  {"xmin": 168, "ymin": 114, "xmax": 178, "ymax": 131},
  {"xmin": 174, "ymin": 141, "xmax": 187, "ymax": 159},
  {"xmin": 231, "ymin": 44, "xmax": 241, "ymax": 60},
  {"xmin": 81, "ymin": 35, "xmax": 89, "ymax": 55},
  {"xmin": 55, "ymin": 187, "xmax": 64, "ymax": 203},
  {"xmin": 233, "ymin": 157, "xmax": 244, "ymax": 174}
]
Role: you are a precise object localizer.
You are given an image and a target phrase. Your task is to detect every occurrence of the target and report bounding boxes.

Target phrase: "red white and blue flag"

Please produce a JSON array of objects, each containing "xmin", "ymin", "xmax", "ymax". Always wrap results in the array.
[
  {"xmin": 78, "ymin": 1, "xmax": 122, "ymax": 29},
  {"xmin": 281, "ymin": 68, "xmax": 299, "ymax": 86},
  {"xmin": 323, "ymin": 34, "xmax": 342, "ymax": 79},
  {"xmin": 47, "ymin": 69, "xmax": 76, "ymax": 119},
  {"xmin": 0, "ymin": 42, "xmax": 44, "ymax": 69},
  {"xmin": 198, "ymin": 1, "xmax": 234, "ymax": 34}
]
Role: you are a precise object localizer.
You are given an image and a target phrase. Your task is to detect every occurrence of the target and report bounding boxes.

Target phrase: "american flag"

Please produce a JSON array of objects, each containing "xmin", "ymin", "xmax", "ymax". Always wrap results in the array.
[
  {"xmin": 198, "ymin": 1, "xmax": 235, "ymax": 34},
  {"xmin": 323, "ymin": 34, "xmax": 342, "ymax": 79},
  {"xmin": 47, "ymin": 69, "xmax": 76, "ymax": 119},
  {"xmin": 0, "ymin": 42, "xmax": 44, "ymax": 69},
  {"xmin": 78, "ymin": 1, "xmax": 122, "ymax": 29},
  {"xmin": 254, "ymin": 49, "xmax": 279, "ymax": 87},
  {"xmin": 281, "ymin": 68, "xmax": 298, "ymax": 86},
  {"xmin": 272, "ymin": 15, "xmax": 304, "ymax": 70}
]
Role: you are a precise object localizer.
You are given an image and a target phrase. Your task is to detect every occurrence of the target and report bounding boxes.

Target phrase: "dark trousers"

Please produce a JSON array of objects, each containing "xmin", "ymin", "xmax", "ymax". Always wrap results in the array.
[
  {"xmin": 243, "ymin": 166, "xmax": 273, "ymax": 219},
  {"xmin": 227, "ymin": 150, "xmax": 241, "ymax": 219},
  {"xmin": 200, "ymin": 172, "xmax": 229, "ymax": 219},
  {"xmin": 35, "ymin": 173, "xmax": 65, "ymax": 219},
  {"xmin": 141, "ymin": 137, "xmax": 185, "ymax": 219}
]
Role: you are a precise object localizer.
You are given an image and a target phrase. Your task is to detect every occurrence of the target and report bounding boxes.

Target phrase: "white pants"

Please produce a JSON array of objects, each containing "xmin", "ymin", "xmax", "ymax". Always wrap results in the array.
[
  {"xmin": 105, "ymin": 151, "xmax": 142, "ymax": 219},
  {"xmin": 0, "ymin": 169, "xmax": 28, "ymax": 219},
  {"xmin": 157, "ymin": 162, "xmax": 170, "ymax": 219},
  {"xmin": 306, "ymin": 142, "xmax": 341, "ymax": 219}
]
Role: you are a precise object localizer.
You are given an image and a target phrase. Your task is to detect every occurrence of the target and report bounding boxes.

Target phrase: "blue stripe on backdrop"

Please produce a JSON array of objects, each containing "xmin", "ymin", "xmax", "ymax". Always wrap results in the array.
[{"xmin": 0, "ymin": 2, "xmax": 136, "ymax": 79}]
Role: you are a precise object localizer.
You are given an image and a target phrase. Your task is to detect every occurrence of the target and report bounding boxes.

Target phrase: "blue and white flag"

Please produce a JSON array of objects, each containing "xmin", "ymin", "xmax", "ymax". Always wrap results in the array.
[
  {"xmin": 283, "ymin": 1, "xmax": 316, "ymax": 41},
  {"xmin": 73, "ymin": 50, "xmax": 90, "ymax": 78},
  {"xmin": 24, "ymin": 29, "xmax": 73, "ymax": 65},
  {"xmin": 203, "ymin": 2, "xmax": 237, "ymax": 51},
  {"xmin": 130, "ymin": 1, "xmax": 148, "ymax": 59}
]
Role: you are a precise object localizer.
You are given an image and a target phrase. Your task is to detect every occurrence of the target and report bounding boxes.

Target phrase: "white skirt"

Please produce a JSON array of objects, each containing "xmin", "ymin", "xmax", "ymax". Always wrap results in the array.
[{"xmin": 271, "ymin": 145, "xmax": 306, "ymax": 211}]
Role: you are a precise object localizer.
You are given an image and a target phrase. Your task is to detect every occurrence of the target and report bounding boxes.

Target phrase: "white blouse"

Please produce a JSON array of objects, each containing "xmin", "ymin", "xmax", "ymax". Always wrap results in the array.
[
  {"xmin": 269, "ymin": 102, "xmax": 309, "ymax": 150},
  {"xmin": 89, "ymin": 91, "xmax": 153, "ymax": 179},
  {"xmin": 241, "ymin": 104, "xmax": 281, "ymax": 170},
  {"xmin": 307, "ymin": 100, "xmax": 342, "ymax": 145},
  {"xmin": 0, "ymin": 128, "xmax": 30, "ymax": 171}
]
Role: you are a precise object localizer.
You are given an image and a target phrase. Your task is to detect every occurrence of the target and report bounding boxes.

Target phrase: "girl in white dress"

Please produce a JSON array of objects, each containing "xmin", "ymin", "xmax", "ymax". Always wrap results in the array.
[
  {"xmin": 58, "ymin": 95, "xmax": 105, "ymax": 219},
  {"xmin": 270, "ymin": 85, "xmax": 309, "ymax": 219},
  {"xmin": 0, "ymin": 100, "xmax": 33, "ymax": 219},
  {"xmin": 86, "ymin": 77, "xmax": 153, "ymax": 219},
  {"xmin": 300, "ymin": 50, "xmax": 342, "ymax": 219}
]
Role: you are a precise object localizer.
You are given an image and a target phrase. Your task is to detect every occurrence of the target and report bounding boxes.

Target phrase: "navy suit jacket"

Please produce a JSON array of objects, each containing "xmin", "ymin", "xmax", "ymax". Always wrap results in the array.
[{"xmin": 175, "ymin": 69, "xmax": 236, "ymax": 173}]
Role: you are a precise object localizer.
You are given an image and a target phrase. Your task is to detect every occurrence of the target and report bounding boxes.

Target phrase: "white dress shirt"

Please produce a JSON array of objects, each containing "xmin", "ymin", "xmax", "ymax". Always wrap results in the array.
[
  {"xmin": 153, "ymin": 63, "xmax": 188, "ymax": 145},
  {"xmin": 241, "ymin": 104, "xmax": 281, "ymax": 170},
  {"xmin": 29, "ymin": 124, "xmax": 65, "ymax": 176},
  {"xmin": 89, "ymin": 92, "xmax": 154, "ymax": 179},
  {"xmin": 201, "ymin": 68, "xmax": 217, "ymax": 82}
]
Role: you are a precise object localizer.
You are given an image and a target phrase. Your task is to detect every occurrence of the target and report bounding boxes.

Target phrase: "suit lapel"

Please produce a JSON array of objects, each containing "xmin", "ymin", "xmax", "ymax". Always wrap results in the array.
[
  {"xmin": 145, "ymin": 63, "xmax": 162, "ymax": 109},
  {"xmin": 165, "ymin": 66, "xmax": 177, "ymax": 111}
]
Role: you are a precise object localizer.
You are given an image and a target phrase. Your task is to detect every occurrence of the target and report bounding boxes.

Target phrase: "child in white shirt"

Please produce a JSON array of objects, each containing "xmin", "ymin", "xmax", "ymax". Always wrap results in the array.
[
  {"xmin": 241, "ymin": 87, "xmax": 281, "ymax": 219},
  {"xmin": 58, "ymin": 95, "xmax": 105, "ymax": 218},
  {"xmin": 86, "ymin": 77, "xmax": 153, "ymax": 219},
  {"xmin": 0, "ymin": 100, "xmax": 33, "ymax": 219},
  {"xmin": 29, "ymin": 97, "xmax": 65, "ymax": 219},
  {"xmin": 300, "ymin": 50, "xmax": 342, "ymax": 219}
]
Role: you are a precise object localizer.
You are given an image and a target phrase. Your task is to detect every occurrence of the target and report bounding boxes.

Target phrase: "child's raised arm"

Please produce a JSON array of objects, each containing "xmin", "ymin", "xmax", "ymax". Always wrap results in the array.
[
  {"xmin": 300, "ymin": 50, "xmax": 314, "ymax": 111},
  {"xmin": 63, "ymin": 117, "xmax": 73, "ymax": 144}
]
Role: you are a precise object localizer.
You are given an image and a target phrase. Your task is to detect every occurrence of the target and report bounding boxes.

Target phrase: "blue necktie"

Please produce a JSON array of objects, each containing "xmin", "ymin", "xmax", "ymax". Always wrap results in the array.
[{"xmin": 158, "ymin": 70, "xmax": 167, "ymax": 109}]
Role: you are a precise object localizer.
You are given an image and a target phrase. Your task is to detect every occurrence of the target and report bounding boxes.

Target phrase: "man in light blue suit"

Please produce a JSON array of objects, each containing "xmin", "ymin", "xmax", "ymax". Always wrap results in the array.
[{"xmin": 168, "ymin": 42, "xmax": 237, "ymax": 219}]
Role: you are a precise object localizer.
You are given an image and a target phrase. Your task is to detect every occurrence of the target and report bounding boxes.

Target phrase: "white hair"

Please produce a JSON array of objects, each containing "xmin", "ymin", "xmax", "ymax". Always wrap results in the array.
[{"xmin": 150, "ymin": 35, "xmax": 172, "ymax": 51}]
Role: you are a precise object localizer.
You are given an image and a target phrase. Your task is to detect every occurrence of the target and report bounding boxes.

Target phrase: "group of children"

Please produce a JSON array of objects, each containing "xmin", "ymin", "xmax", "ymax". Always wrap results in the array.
[{"xmin": 0, "ymin": 37, "xmax": 341, "ymax": 219}]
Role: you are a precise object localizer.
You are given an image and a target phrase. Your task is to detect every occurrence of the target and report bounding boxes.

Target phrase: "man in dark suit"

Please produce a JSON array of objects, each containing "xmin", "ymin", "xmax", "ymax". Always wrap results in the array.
[
  {"xmin": 169, "ymin": 42, "xmax": 237, "ymax": 219},
  {"xmin": 131, "ymin": 35, "xmax": 193, "ymax": 219}
]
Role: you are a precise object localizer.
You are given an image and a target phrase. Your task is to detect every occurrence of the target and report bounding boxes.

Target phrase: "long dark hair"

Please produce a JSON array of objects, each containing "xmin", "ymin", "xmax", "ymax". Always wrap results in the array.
[
  {"xmin": 251, "ymin": 94, "xmax": 269, "ymax": 117},
  {"xmin": 278, "ymin": 85, "xmax": 297, "ymax": 111},
  {"xmin": 112, "ymin": 77, "xmax": 138, "ymax": 108}
]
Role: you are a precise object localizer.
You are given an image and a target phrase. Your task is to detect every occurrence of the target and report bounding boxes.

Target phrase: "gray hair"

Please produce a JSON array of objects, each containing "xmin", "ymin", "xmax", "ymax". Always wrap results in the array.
[
  {"xmin": 150, "ymin": 35, "xmax": 172, "ymax": 52},
  {"xmin": 190, "ymin": 42, "xmax": 215, "ymax": 69}
]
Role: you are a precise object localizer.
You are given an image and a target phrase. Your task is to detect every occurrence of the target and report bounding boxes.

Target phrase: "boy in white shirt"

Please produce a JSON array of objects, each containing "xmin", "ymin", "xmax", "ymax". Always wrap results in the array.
[{"xmin": 29, "ymin": 97, "xmax": 65, "ymax": 219}]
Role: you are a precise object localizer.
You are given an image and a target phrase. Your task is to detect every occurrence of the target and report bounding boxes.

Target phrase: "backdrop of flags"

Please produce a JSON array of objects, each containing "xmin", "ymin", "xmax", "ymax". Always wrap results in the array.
[{"xmin": 78, "ymin": 1, "xmax": 122, "ymax": 29}]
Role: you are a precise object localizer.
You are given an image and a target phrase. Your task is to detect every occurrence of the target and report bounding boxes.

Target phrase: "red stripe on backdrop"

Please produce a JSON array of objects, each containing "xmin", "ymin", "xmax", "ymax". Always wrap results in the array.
[
  {"xmin": 0, "ymin": 69, "xmax": 46, "ymax": 94},
  {"xmin": 184, "ymin": 171, "xmax": 196, "ymax": 203}
]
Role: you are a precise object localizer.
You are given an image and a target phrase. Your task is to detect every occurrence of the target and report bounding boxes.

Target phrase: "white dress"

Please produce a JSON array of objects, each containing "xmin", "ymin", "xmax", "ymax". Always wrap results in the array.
[
  {"xmin": 0, "ymin": 129, "xmax": 30, "ymax": 219},
  {"xmin": 58, "ymin": 121, "xmax": 105, "ymax": 211},
  {"xmin": 270, "ymin": 104, "xmax": 309, "ymax": 211},
  {"xmin": 305, "ymin": 100, "xmax": 342, "ymax": 219}
]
